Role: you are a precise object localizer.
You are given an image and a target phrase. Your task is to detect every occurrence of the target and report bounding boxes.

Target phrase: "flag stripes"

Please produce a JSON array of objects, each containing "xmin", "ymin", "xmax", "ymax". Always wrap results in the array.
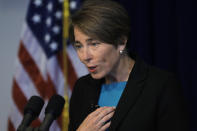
[{"xmin": 8, "ymin": 0, "xmax": 88, "ymax": 130}]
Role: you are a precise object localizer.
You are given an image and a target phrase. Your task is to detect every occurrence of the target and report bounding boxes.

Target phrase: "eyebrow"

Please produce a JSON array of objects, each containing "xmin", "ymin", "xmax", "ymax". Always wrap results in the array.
[
  {"xmin": 74, "ymin": 38, "xmax": 95, "ymax": 44},
  {"xmin": 74, "ymin": 41, "xmax": 81, "ymax": 44},
  {"xmin": 86, "ymin": 38, "xmax": 94, "ymax": 42}
]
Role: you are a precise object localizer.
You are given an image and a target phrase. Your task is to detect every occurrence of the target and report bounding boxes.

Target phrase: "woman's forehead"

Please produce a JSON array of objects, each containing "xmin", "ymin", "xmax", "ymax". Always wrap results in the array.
[{"xmin": 74, "ymin": 27, "xmax": 98, "ymax": 41}]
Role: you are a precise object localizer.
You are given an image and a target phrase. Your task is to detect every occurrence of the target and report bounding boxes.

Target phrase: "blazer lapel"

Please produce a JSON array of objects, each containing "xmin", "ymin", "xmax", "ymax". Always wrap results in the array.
[
  {"xmin": 86, "ymin": 76, "xmax": 104, "ymax": 113},
  {"xmin": 109, "ymin": 57, "xmax": 148, "ymax": 131}
]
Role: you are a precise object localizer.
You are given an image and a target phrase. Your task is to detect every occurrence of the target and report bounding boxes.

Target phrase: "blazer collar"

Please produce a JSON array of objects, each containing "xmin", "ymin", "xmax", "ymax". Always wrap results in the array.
[{"xmin": 109, "ymin": 55, "xmax": 149, "ymax": 130}]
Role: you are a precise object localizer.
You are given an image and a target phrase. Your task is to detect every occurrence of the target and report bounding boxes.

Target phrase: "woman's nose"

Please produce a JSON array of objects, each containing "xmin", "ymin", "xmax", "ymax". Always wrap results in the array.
[{"xmin": 82, "ymin": 48, "xmax": 92, "ymax": 63}]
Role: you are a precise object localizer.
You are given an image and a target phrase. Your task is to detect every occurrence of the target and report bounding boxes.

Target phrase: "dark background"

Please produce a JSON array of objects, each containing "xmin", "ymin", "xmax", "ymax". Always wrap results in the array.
[
  {"xmin": 116, "ymin": 0, "xmax": 196, "ymax": 130},
  {"xmin": 83, "ymin": 0, "xmax": 196, "ymax": 130}
]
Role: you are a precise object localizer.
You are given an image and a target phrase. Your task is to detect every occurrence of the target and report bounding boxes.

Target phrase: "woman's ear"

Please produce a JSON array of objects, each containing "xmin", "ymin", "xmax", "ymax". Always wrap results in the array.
[{"xmin": 118, "ymin": 36, "xmax": 127, "ymax": 52}]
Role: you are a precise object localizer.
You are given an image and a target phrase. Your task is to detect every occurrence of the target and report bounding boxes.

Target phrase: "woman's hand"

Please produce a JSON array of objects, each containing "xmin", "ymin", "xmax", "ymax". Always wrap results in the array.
[{"xmin": 77, "ymin": 106, "xmax": 115, "ymax": 131}]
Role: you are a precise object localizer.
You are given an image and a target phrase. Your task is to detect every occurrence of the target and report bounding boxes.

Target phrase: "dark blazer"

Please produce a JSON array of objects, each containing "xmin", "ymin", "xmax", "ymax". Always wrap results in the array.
[{"xmin": 68, "ymin": 56, "xmax": 190, "ymax": 131}]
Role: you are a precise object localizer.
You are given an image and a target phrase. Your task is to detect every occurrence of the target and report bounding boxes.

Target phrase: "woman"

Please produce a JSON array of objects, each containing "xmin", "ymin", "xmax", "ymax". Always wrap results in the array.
[{"xmin": 68, "ymin": 0, "xmax": 190, "ymax": 131}]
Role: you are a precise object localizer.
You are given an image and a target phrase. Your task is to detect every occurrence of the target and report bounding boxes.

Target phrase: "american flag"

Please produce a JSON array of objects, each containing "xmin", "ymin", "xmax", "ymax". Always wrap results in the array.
[{"xmin": 8, "ymin": 0, "xmax": 87, "ymax": 130}]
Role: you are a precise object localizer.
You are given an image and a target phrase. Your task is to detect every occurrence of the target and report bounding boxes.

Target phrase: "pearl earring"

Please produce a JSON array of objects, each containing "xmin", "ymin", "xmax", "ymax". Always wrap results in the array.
[{"xmin": 120, "ymin": 50, "xmax": 123, "ymax": 54}]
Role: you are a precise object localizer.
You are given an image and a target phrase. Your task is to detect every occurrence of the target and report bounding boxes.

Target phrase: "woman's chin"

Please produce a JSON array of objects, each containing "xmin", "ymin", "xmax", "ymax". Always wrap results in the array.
[{"xmin": 90, "ymin": 73, "xmax": 104, "ymax": 79}]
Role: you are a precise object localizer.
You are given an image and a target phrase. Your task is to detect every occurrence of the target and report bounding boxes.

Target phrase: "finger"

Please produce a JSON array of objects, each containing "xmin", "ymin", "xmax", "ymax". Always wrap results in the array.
[
  {"xmin": 86, "ymin": 107, "xmax": 115, "ymax": 126},
  {"xmin": 87, "ymin": 107, "xmax": 105, "ymax": 119},
  {"xmin": 86, "ymin": 107, "xmax": 111, "ymax": 123},
  {"xmin": 97, "ymin": 111, "xmax": 114, "ymax": 127},
  {"xmin": 95, "ymin": 107, "xmax": 115, "ymax": 122},
  {"xmin": 99, "ymin": 121, "xmax": 111, "ymax": 131},
  {"xmin": 90, "ymin": 106, "xmax": 114, "ymax": 117}
]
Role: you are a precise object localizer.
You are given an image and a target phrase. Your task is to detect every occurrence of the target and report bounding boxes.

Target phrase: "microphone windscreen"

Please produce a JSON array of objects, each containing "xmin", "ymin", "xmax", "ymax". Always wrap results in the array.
[
  {"xmin": 45, "ymin": 95, "xmax": 65, "ymax": 119},
  {"xmin": 24, "ymin": 96, "xmax": 44, "ymax": 117}
]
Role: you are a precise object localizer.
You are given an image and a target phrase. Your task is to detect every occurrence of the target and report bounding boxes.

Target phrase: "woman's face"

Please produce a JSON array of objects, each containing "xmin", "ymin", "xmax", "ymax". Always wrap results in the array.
[{"xmin": 73, "ymin": 27, "xmax": 124, "ymax": 79}]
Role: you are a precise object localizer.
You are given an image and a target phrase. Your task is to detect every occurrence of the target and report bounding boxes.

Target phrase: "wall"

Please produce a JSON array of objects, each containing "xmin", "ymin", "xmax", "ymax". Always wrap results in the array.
[{"xmin": 0, "ymin": 0, "xmax": 28, "ymax": 130}]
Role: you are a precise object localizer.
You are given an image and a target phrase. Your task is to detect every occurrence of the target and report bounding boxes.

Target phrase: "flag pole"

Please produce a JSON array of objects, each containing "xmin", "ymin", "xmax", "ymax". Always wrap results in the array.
[{"xmin": 62, "ymin": 0, "xmax": 70, "ymax": 130}]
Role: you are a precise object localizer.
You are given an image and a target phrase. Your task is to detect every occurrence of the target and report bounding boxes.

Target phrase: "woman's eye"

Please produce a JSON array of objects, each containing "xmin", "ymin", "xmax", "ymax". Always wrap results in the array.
[
  {"xmin": 91, "ymin": 42, "xmax": 100, "ymax": 46},
  {"xmin": 74, "ymin": 44, "xmax": 82, "ymax": 49}
]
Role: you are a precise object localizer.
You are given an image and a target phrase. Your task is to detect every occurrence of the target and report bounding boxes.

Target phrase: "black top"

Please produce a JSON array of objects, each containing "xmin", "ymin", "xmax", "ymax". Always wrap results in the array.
[{"xmin": 69, "ymin": 55, "xmax": 190, "ymax": 131}]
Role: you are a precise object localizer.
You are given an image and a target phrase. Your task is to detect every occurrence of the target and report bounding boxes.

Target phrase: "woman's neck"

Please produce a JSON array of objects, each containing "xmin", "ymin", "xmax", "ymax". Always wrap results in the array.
[{"xmin": 105, "ymin": 55, "xmax": 135, "ymax": 84}]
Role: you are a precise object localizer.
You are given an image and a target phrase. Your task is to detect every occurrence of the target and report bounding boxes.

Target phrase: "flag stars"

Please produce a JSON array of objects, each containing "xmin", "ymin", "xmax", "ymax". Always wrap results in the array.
[
  {"xmin": 55, "ymin": 11, "xmax": 62, "ymax": 19},
  {"xmin": 46, "ymin": 17, "xmax": 52, "ymax": 27},
  {"xmin": 44, "ymin": 34, "xmax": 51, "ymax": 43},
  {"xmin": 70, "ymin": 1, "xmax": 77, "ymax": 10},
  {"xmin": 34, "ymin": 0, "xmax": 42, "ymax": 7},
  {"xmin": 52, "ymin": 26, "xmax": 60, "ymax": 34},
  {"xmin": 47, "ymin": 2, "xmax": 53, "ymax": 12},
  {"xmin": 50, "ymin": 42, "xmax": 58, "ymax": 51},
  {"xmin": 32, "ymin": 14, "xmax": 41, "ymax": 23}
]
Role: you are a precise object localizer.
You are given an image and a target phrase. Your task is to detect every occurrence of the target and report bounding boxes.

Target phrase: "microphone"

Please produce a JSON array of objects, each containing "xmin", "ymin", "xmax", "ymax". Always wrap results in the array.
[
  {"xmin": 17, "ymin": 96, "xmax": 44, "ymax": 131},
  {"xmin": 37, "ymin": 94, "xmax": 65, "ymax": 131}
]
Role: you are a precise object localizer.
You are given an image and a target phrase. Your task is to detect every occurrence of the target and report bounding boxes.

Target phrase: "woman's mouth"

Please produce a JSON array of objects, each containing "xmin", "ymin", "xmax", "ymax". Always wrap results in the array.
[{"xmin": 87, "ymin": 66, "xmax": 97, "ymax": 73}]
